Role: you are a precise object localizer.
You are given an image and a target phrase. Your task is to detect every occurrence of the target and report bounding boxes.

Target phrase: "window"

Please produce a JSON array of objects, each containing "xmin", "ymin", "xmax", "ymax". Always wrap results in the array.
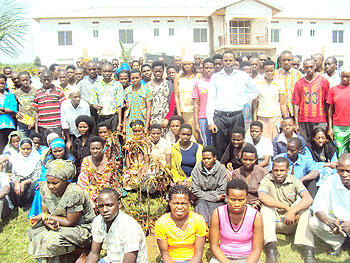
[
  {"xmin": 310, "ymin": 22, "xmax": 316, "ymax": 24},
  {"xmin": 193, "ymin": 28, "xmax": 207, "ymax": 43},
  {"xmin": 58, "ymin": 22, "xmax": 71, "ymax": 25},
  {"xmin": 58, "ymin": 31, "xmax": 72, "ymax": 46},
  {"xmin": 333, "ymin": 30, "xmax": 344, "ymax": 43},
  {"xmin": 169, "ymin": 28, "xmax": 174, "ymax": 36},
  {"xmin": 153, "ymin": 20, "xmax": 160, "ymax": 23},
  {"xmin": 120, "ymin": 20, "xmax": 132, "ymax": 24},
  {"xmin": 119, "ymin": 29, "xmax": 133, "ymax": 44},
  {"xmin": 297, "ymin": 29, "xmax": 302, "ymax": 37},
  {"xmin": 93, "ymin": 30, "xmax": 98, "ymax": 38},
  {"xmin": 154, "ymin": 28, "xmax": 159, "ymax": 37},
  {"xmin": 229, "ymin": 20, "xmax": 251, "ymax": 44},
  {"xmin": 297, "ymin": 21, "xmax": 303, "ymax": 24},
  {"xmin": 310, "ymin": 29, "xmax": 315, "ymax": 36},
  {"xmin": 92, "ymin": 21, "xmax": 99, "ymax": 25},
  {"xmin": 271, "ymin": 21, "xmax": 279, "ymax": 24},
  {"xmin": 271, "ymin": 29, "xmax": 280, "ymax": 43}
]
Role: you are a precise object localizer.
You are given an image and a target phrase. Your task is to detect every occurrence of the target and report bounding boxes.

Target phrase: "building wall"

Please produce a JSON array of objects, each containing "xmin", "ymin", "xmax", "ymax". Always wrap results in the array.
[{"xmin": 36, "ymin": 17, "xmax": 211, "ymax": 65}]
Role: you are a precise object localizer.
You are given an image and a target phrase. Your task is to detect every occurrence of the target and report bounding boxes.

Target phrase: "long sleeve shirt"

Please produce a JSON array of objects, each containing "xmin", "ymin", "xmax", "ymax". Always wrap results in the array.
[{"xmin": 206, "ymin": 68, "xmax": 259, "ymax": 125}]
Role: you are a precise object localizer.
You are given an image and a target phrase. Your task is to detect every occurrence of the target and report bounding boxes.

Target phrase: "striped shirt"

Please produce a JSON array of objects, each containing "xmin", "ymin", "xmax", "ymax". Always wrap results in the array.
[
  {"xmin": 32, "ymin": 85, "xmax": 65, "ymax": 128},
  {"xmin": 275, "ymin": 67, "xmax": 303, "ymax": 116}
]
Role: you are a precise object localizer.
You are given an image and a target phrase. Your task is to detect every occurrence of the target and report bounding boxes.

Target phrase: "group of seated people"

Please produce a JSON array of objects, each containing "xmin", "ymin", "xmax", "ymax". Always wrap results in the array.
[{"xmin": 0, "ymin": 53, "xmax": 349, "ymax": 263}]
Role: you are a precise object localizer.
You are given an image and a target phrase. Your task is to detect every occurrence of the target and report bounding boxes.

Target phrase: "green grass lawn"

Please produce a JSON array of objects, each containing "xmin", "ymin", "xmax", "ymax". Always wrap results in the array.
[{"xmin": 1, "ymin": 194, "xmax": 349, "ymax": 263}]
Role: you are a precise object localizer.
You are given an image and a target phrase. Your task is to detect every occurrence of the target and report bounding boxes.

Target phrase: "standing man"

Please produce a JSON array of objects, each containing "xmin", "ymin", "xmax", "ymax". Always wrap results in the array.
[
  {"xmin": 258, "ymin": 53, "xmax": 267, "ymax": 75},
  {"xmin": 323, "ymin": 56, "xmax": 340, "ymax": 88},
  {"xmin": 91, "ymin": 63, "xmax": 124, "ymax": 132},
  {"xmin": 275, "ymin": 50, "xmax": 303, "ymax": 117},
  {"xmin": 207, "ymin": 50, "xmax": 259, "ymax": 159},
  {"xmin": 32, "ymin": 69, "xmax": 65, "ymax": 144},
  {"xmin": 174, "ymin": 56, "xmax": 182, "ymax": 70},
  {"xmin": 61, "ymin": 88, "xmax": 90, "ymax": 150},
  {"xmin": 312, "ymin": 53, "xmax": 325, "ymax": 75},
  {"xmin": 77, "ymin": 60, "xmax": 101, "ymax": 103},
  {"xmin": 49, "ymin": 63, "xmax": 60, "ymax": 87},
  {"xmin": 292, "ymin": 59, "xmax": 330, "ymax": 140},
  {"xmin": 212, "ymin": 54, "xmax": 223, "ymax": 73}
]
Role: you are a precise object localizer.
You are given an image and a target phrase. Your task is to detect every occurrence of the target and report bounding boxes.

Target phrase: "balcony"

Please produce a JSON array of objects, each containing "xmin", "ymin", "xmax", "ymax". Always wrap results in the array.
[{"xmin": 218, "ymin": 33, "xmax": 268, "ymax": 46}]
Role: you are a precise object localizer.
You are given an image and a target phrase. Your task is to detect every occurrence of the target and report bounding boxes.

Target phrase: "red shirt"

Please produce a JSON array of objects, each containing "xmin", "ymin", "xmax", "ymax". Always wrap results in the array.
[
  {"xmin": 326, "ymin": 85, "xmax": 350, "ymax": 126},
  {"xmin": 291, "ymin": 75, "xmax": 329, "ymax": 123},
  {"xmin": 32, "ymin": 86, "xmax": 65, "ymax": 128}
]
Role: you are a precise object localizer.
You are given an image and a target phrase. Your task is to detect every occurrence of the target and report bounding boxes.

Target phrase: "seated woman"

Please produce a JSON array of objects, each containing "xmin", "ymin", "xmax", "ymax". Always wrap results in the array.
[
  {"xmin": 306, "ymin": 127, "xmax": 338, "ymax": 186},
  {"xmin": 230, "ymin": 144, "xmax": 268, "ymax": 210},
  {"xmin": 0, "ymin": 131, "xmax": 23, "ymax": 172},
  {"xmin": 72, "ymin": 115, "xmax": 95, "ymax": 177},
  {"xmin": 28, "ymin": 137, "xmax": 75, "ymax": 218},
  {"xmin": 123, "ymin": 120, "xmax": 151, "ymax": 190},
  {"xmin": 8, "ymin": 138, "xmax": 42, "ymax": 207},
  {"xmin": 220, "ymin": 127, "xmax": 247, "ymax": 172},
  {"xmin": 78, "ymin": 136, "xmax": 122, "ymax": 208},
  {"xmin": 165, "ymin": 115, "xmax": 196, "ymax": 146},
  {"xmin": 155, "ymin": 185, "xmax": 206, "ymax": 263},
  {"xmin": 171, "ymin": 124, "xmax": 202, "ymax": 187},
  {"xmin": 28, "ymin": 159, "xmax": 95, "ymax": 262},
  {"xmin": 209, "ymin": 179, "xmax": 263, "ymax": 263}
]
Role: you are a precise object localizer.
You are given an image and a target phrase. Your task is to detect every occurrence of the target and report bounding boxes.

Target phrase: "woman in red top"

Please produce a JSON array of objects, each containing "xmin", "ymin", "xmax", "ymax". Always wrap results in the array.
[{"xmin": 327, "ymin": 66, "xmax": 350, "ymax": 155}]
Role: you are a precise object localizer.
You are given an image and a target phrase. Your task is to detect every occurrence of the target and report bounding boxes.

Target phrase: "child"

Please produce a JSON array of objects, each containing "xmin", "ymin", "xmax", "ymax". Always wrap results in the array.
[
  {"xmin": 97, "ymin": 122, "xmax": 123, "ymax": 161},
  {"xmin": 149, "ymin": 124, "xmax": 171, "ymax": 168},
  {"xmin": 123, "ymin": 69, "xmax": 152, "ymax": 140},
  {"xmin": 29, "ymin": 132, "xmax": 48, "ymax": 156}
]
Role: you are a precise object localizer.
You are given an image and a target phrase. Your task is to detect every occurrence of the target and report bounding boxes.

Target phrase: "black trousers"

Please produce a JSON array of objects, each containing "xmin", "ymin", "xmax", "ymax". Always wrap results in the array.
[
  {"xmin": 213, "ymin": 111, "xmax": 244, "ymax": 159},
  {"xmin": 38, "ymin": 126, "xmax": 62, "ymax": 146},
  {"xmin": 303, "ymin": 179, "xmax": 318, "ymax": 199}
]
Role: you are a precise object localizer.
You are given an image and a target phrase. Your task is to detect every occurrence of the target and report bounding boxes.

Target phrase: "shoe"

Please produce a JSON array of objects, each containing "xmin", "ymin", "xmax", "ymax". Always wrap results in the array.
[
  {"xmin": 265, "ymin": 242, "xmax": 278, "ymax": 263},
  {"xmin": 303, "ymin": 246, "xmax": 315, "ymax": 263},
  {"xmin": 327, "ymin": 247, "xmax": 342, "ymax": 257}
]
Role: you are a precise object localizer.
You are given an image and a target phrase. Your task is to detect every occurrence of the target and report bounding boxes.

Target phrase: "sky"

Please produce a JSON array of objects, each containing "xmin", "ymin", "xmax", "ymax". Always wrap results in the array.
[{"xmin": 1, "ymin": 0, "xmax": 350, "ymax": 64}]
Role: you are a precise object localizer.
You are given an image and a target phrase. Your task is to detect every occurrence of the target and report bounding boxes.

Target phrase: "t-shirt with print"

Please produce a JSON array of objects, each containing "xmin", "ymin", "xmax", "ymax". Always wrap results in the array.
[
  {"xmin": 14, "ymin": 88, "xmax": 37, "ymax": 122},
  {"xmin": 291, "ymin": 75, "xmax": 330, "ymax": 123},
  {"xmin": 326, "ymin": 84, "xmax": 350, "ymax": 126},
  {"xmin": 192, "ymin": 78, "xmax": 210, "ymax": 119}
]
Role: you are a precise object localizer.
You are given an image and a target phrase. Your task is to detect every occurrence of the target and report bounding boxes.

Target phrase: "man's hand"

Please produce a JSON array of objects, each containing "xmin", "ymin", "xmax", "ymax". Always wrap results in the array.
[
  {"xmin": 66, "ymin": 140, "xmax": 73, "ymax": 151},
  {"xmin": 195, "ymin": 122, "xmax": 200, "ymax": 133},
  {"xmin": 208, "ymin": 124, "xmax": 218, "ymax": 134},
  {"xmin": 16, "ymin": 112, "xmax": 24, "ymax": 119},
  {"xmin": 328, "ymin": 127, "xmax": 334, "ymax": 141},
  {"xmin": 340, "ymin": 221, "xmax": 350, "ymax": 234},
  {"xmin": 294, "ymin": 123, "xmax": 300, "ymax": 134},
  {"xmin": 117, "ymin": 124, "xmax": 122, "ymax": 132},
  {"xmin": 28, "ymin": 121, "xmax": 35, "ymax": 130},
  {"xmin": 92, "ymin": 104, "xmax": 103, "ymax": 111},
  {"xmin": 161, "ymin": 119, "xmax": 169, "ymax": 128},
  {"xmin": 284, "ymin": 210, "xmax": 298, "ymax": 225}
]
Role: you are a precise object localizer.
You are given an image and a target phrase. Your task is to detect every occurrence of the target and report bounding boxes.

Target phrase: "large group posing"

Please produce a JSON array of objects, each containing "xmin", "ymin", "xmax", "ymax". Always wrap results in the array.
[{"xmin": 0, "ymin": 50, "xmax": 349, "ymax": 263}]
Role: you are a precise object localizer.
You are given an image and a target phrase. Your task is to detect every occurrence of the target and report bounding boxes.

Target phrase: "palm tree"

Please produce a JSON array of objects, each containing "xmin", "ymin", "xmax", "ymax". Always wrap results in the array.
[
  {"xmin": 0, "ymin": 0, "xmax": 29, "ymax": 58},
  {"xmin": 119, "ymin": 40, "xmax": 139, "ymax": 63}
]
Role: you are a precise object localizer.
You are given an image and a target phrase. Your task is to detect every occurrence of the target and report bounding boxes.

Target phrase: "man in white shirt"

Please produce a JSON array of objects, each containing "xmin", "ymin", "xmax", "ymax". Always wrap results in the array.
[
  {"xmin": 84, "ymin": 188, "xmax": 148, "ymax": 263},
  {"xmin": 61, "ymin": 88, "xmax": 90, "ymax": 150},
  {"xmin": 323, "ymin": 56, "xmax": 340, "ymax": 88},
  {"xmin": 207, "ymin": 50, "xmax": 259, "ymax": 159},
  {"xmin": 309, "ymin": 153, "xmax": 350, "ymax": 257}
]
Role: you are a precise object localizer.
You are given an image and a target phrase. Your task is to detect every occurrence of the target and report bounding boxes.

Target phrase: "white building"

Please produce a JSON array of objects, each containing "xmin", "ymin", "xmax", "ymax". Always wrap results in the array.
[{"xmin": 32, "ymin": 0, "xmax": 350, "ymax": 67}]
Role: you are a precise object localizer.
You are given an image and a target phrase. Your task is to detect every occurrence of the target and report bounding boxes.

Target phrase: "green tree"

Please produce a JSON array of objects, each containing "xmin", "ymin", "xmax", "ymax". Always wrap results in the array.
[
  {"xmin": 33, "ymin": 56, "xmax": 41, "ymax": 66},
  {"xmin": 0, "ymin": 0, "xmax": 29, "ymax": 58},
  {"xmin": 119, "ymin": 40, "xmax": 139, "ymax": 63}
]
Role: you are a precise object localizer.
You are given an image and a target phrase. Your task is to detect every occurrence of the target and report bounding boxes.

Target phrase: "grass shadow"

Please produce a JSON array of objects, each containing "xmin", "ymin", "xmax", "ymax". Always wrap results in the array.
[{"xmin": 0, "ymin": 207, "xmax": 19, "ymax": 233}]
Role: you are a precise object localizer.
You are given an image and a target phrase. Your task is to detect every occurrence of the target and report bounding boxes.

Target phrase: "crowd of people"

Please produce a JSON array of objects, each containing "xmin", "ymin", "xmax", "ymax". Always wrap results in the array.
[{"xmin": 0, "ymin": 50, "xmax": 349, "ymax": 263}]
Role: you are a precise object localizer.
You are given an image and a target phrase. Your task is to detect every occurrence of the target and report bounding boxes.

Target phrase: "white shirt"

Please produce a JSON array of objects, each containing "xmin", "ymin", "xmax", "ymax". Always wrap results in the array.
[
  {"xmin": 312, "ymin": 174, "xmax": 350, "ymax": 221},
  {"xmin": 245, "ymin": 135, "xmax": 273, "ymax": 164},
  {"xmin": 323, "ymin": 71, "xmax": 340, "ymax": 88},
  {"xmin": 91, "ymin": 211, "xmax": 148, "ymax": 263},
  {"xmin": 206, "ymin": 68, "xmax": 259, "ymax": 125},
  {"xmin": 60, "ymin": 99, "xmax": 91, "ymax": 137},
  {"xmin": 150, "ymin": 138, "xmax": 172, "ymax": 165}
]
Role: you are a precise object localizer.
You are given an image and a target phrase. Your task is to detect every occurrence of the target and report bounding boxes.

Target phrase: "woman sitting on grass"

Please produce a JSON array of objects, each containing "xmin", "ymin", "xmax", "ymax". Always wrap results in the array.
[
  {"xmin": 155, "ymin": 185, "xmax": 206, "ymax": 263},
  {"xmin": 78, "ymin": 136, "xmax": 122, "ymax": 208},
  {"xmin": 171, "ymin": 124, "xmax": 202, "ymax": 187},
  {"xmin": 209, "ymin": 179, "xmax": 263, "ymax": 263},
  {"xmin": 28, "ymin": 159, "xmax": 95, "ymax": 263},
  {"xmin": 8, "ymin": 138, "xmax": 42, "ymax": 208}
]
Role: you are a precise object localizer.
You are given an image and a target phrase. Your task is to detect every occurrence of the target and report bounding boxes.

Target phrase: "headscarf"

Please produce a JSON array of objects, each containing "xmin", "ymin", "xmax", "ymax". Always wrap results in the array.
[
  {"xmin": 45, "ymin": 159, "xmax": 76, "ymax": 181},
  {"xmin": 50, "ymin": 138, "xmax": 65, "ymax": 150},
  {"xmin": 7, "ymin": 130, "xmax": 24, "ymax": 152},
  {"xmin": 10, "ymin": 138, "xmax": 42, "ymax": 178},
  {"xmin": 46, "ymin": 133, "xmax": 59, "ymax": 146},
  {"xmin": 339, "ymin": 65, "xmax": 350, "ymax": 75}
]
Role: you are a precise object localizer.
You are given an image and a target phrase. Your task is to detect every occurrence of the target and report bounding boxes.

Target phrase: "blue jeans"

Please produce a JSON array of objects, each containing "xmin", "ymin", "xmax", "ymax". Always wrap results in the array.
[{"xmin": 17, "ymin": 122, "xmax": 33, "ymax": 137}]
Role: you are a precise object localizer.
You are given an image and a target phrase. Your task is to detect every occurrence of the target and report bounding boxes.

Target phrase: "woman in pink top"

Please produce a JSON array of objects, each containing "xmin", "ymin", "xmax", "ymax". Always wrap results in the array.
[{"xmin": 209, "ymin": 179, "xmax": 263, "ymax": 263}]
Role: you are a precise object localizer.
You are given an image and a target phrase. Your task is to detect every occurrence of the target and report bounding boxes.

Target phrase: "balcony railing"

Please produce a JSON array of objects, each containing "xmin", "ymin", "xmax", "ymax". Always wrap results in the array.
[{"xmin": 218, "ymin": 33, "xmax": 268, "ymax": 46}]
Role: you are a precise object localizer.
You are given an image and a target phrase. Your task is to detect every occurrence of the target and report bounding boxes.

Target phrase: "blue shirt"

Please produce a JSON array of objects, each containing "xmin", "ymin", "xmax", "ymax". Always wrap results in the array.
[
  {"xmin": 206, "ymin": 68, "xmax": 259, "ymax": 125},
  {"xmin": 272, "ymin": 153, "xmax": 321, "ymax": 179},
  {"xmin": 0, "ymin": 91, "xmax": 17, "ymax": 129}
]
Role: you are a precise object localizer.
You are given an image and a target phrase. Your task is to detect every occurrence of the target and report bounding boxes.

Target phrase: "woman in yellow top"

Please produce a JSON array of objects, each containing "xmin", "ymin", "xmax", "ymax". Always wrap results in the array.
[
  {"xmin": 171, "ymin": 124, "xmax": 202, "ymax": 187},
  {"xmin": 173, "ymin": 55, "xmax": 199, "ymax": 138},
  {"xmin": 155, "ymin": 185, "xmax": 206, "ymax": 262}
]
